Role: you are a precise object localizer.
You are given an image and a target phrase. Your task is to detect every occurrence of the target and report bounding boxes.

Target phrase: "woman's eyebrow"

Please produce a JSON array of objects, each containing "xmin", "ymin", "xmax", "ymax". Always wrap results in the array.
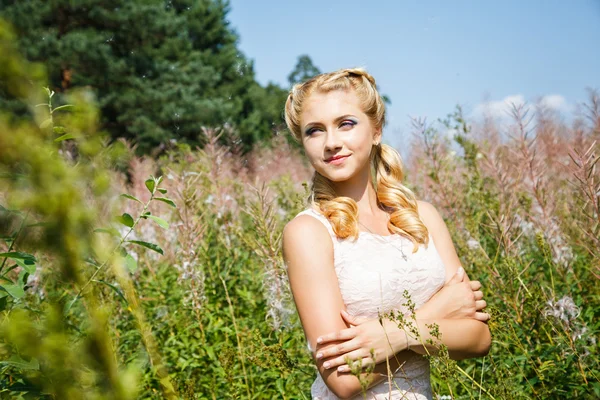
[{"xmin": 334, "ymin": 114, "xmax": 358, "ymax": 123}]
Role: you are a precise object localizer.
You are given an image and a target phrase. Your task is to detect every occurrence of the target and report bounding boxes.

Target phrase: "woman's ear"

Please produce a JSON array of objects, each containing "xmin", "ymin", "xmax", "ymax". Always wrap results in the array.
[{"xmin": 373, "ymin": 130, "xmax": 382, "ymax": 146}]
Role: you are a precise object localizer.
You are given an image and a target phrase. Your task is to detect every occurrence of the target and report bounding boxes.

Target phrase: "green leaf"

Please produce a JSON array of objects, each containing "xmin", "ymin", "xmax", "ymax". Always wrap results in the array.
[
  {"xmin": 145, "ymin": 178, "xmax": 156, "ymax": 194},
  {"xmin": 94, "ymin": 227, "xmax": 121, "ymax": 237},
  {"xmin": 26, "ymin": 221, "xmax": 50, "ymax": 228},
  {"xmin": 51, "ymin": 104, "xmax": 74, "ymax": 113},
  {"xmin": 0, "ymin": 283, "xmax": 25, "ymax": 299},
  {"xmin": 158, "ymin": 188, "xmax": 168, "ymax": 194},
  {"xmin": 14, "ymin": 258, "xmax": 36, "ymax": 275},
  {"xmin": 125, "ymin": 254, "xmax": 138, "ymax": 273},
  {"xmin": 159, "ymin": 376, "xmax": 175, "ymax": 393},
  {"xmin": 120, "ymin": 193, "xmax": 143, "ymax": 204},
  {"xmin": 146, "ymin": 215, "xmax": 169, "ymax": 229},
  {"xmin": 18, "ymin": 269, "xmax": 28, "ymax": 287},
  {"xmin": 154, "ymin": 197, "xmax": 176, "ymax": 208},
  {"xmin": 0, "ymin": 252, "xmax": 36, "ymax": 264},
  {"xmin": 39, "ymin": 118, "xmax": 52, "ymax": 129},
  {"xmin": 54, "ymin": 133, "xmax": 76, "ymax": 142},
  {"xmin": 127, "ymin": 240, "xmax": 163, "ymax": 255},
  {"xmin": 118, "ymin": 213, "xmax": 134, "ymax": 228},
  {"xmin": 53, "ymin": 126, "xmax": 66, "ymax": 134},
  {"xmin": 0, "ymin": 355, "xmax": 39, "ymax": 370},
  {"xmin": 93, "ymin": 280, "xmax": 127, "ymax": 304},
  {"xmin": 85, "ymin": 257, "xmax": 100, "ymax": 267}
]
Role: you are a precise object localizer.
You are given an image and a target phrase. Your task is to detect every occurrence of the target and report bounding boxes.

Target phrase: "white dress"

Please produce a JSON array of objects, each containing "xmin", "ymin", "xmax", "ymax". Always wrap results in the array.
[{"xmin": 295, "ymin": 208, "xmax": 447, "ymax": 400}]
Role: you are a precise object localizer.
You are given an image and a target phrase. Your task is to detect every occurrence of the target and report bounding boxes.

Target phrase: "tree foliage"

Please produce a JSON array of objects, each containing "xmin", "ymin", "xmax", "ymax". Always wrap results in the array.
[
  {"xmin": 287, "ymin": 54, "xmax": 321, "ymax": 87},
  {"xmin": 0, "ymin": 0, "xmax": 288, "ymax": 153}
]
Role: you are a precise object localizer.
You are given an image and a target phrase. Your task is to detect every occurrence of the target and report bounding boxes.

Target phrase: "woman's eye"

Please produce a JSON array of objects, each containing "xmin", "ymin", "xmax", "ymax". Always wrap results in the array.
[
  {"xmin": 305, "ymin": 127, "xmax": 321, "ymax": 136},
  {"xmin": 340, "ymin": 120, "xmax": 356, "ymax": 128}
]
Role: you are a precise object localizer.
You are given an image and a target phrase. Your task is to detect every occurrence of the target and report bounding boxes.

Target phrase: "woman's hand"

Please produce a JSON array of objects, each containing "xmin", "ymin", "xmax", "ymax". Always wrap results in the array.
[
  {"xmin": 314, "ymin": 268, "xmax": 490, "ymax": 372},
  {"xmin": 418, "ymin": 267, "xmax": 490, "ymax": 322},
  {"xmin": 314, "ymin": 311, "xmax": 407, "ymax": 373}
]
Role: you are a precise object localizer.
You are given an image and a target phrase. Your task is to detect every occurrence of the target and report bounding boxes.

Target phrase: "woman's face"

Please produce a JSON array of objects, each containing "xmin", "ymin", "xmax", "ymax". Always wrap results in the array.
[{"xmin": 300, "ymin": 89, "xmax": 380, "ymax": 183}]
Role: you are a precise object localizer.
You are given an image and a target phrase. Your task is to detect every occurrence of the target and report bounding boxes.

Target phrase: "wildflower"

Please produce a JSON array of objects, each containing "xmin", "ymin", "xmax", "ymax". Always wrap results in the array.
[
  {"xmin": 466, "ymin": 238, "xmax": 480, "ymax": 250},
  {"xmin": 263, "ymin": 260, "xmax": 294, "ymax": 330},
  {"xmin": 544, "ymin": 295, "xmax": 580, "ymax": 323}
]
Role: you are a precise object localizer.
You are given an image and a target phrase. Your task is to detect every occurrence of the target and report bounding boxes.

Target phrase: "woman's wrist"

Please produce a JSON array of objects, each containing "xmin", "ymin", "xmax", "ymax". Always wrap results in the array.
[{"xmin": 381, "ymin": 318, "xmax": 410, "ymax": 354}]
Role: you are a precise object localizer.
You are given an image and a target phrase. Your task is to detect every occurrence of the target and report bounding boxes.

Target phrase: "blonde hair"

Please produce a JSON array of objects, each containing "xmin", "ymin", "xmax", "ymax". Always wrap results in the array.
[{"xmin": 284, "ymin": 68, "xmax": 428, "ymax": 250}]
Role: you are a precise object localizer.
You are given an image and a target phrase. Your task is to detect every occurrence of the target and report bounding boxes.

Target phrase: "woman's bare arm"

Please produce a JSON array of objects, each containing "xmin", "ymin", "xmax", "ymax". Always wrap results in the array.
[
  {"xmin": 283, "ymin": 215, "xmax": 401, "ymax": 399},
  {"xmin": 314, "ymin": 201, "xmax": 491, "ymax": 370}
]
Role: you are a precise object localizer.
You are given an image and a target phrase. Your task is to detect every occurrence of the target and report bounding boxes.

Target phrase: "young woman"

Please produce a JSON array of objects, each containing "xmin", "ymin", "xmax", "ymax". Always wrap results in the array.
[{"xmin": 282, "ymin": 68, "xmax": 491, "ymax": 399}]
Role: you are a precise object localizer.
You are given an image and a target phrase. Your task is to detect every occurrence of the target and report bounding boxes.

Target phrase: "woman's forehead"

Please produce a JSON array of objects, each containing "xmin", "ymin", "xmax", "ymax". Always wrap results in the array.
[{"xmin": 301, "ymin": 90, "xmax": 363, "ymax": 123}]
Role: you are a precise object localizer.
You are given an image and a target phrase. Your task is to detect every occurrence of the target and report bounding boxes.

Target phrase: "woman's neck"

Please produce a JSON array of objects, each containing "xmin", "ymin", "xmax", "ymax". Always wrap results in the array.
[{"xmin": 331, "ymin": 168, "xmax": 381, "ymax": 217}]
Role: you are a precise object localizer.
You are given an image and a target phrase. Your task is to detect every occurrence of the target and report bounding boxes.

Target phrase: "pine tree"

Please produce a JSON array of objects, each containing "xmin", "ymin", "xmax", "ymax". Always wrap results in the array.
[
  {"xmin": 287, "ymin": 55, "xmax": 321, "ymax": 87},
  {"xmin": 0, "ymin": 0, "xmax": 287, "ymax": 153}
]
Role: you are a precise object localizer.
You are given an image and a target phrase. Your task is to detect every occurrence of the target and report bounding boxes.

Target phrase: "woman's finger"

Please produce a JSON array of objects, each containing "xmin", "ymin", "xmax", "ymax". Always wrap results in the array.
[
  {"xmin": 474, "ymin": 312, "xmax": 490, "ymax": 322},
  {"xmin": 316, "ymin": 337, "xmax": 362, "ymax": 360},
  {"xmin": 321, "ymin": 348, "xmax": 370, "ymax": 370},
  {"xmin": 336, "ymin": 356, "xmax": 375, "ymax": 373},
  {"xmin": 317, "ymin": 327, "xmax": 357, "ymax": 345},
  {"xmin": 470, "ymin": 280, "xmax": 482, "ymax": 291},
  {"xmin": 341, "ymin": 310, "xmax": 369, "ymax": 326},
  {"xmin": 475, "ymin": 299, "xmax": 487, "ymax": 311},
  {"xmin": 473, "ymin": 290, "xmax": 483, "ymax": 301}
]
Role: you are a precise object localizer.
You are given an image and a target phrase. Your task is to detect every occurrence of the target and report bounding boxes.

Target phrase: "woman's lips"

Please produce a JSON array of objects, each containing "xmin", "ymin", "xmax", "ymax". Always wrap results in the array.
[{"xmin": 325, "ymin": 155, "xmax": 350, "ymax": 165}]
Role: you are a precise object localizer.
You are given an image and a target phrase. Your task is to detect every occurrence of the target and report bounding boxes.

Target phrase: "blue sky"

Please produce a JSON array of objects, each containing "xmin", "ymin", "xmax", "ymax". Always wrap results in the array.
[{"xmin": 228, "ymin": 0, "xmax": 600, "ymax": 147}]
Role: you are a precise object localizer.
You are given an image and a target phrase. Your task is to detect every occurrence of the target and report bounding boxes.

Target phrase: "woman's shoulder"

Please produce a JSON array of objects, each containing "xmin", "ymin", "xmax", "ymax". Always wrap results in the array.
[
  {"xmin": 284, "ymin": 208, "xmax": 336, "ymax": 249},
  {"xmin": 285, "ymin": 207, "xmax": 330, "ymax": 236},
  {"xmin": 415, "ymin": 200, "xmax": 440, "ymax": 230},
  {"xmin": 282, "ymin": 210, "xmax": 335, "ymax": 267}
]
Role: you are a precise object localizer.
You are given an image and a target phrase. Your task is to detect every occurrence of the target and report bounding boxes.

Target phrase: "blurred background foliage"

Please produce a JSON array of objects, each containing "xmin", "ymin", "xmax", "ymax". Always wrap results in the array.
[
  {"xmin": 0, "ymin": 0, "xmax": 302, "ymax": 154},
  {"xmin": 0, "ymin": 2, "xmax": 599, "ymax": 399}
]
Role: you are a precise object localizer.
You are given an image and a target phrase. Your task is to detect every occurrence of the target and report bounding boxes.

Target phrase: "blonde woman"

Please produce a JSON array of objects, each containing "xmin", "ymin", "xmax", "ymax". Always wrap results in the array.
[{"xmin": 282, "ymin": 69, "xmax": 491, "ymax": 399}]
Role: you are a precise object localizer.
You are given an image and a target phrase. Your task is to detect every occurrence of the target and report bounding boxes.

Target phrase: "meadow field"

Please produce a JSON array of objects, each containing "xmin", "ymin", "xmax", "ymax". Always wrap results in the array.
[{"xmin": 1, "ymin": 16, "xmax": 599, "ymax": 400}]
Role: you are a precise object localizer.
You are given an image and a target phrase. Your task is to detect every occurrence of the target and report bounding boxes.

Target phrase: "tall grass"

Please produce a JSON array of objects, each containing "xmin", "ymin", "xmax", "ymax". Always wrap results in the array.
[{"xmin": 1, "ymin": 18, "xmax": 598, "ymax": 398}]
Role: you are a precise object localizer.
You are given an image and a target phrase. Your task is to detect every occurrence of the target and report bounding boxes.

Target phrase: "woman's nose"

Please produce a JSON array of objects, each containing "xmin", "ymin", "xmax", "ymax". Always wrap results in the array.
[{"xmin": 324, "ymin": 130, "xmax": 342, "ymax": 151}]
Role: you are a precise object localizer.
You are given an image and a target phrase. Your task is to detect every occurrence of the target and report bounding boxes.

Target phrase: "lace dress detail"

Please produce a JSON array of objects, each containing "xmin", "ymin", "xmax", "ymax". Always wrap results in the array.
[{"xmin": 295, "ymin": 208, "xmax": 447, "ymax": 400}]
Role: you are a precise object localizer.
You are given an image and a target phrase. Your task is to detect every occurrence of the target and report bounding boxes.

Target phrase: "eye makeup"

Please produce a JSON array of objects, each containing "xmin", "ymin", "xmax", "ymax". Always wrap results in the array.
[
  {"xmin": 304, "ymin": 125, "xmax": 319, "ymax": 136},
  {"xmin": 303, "ymin": 115, "xmax": 358, "ymax": 136},
  {"xmin": 340, "ymin": 118, "xmax": 358, "ymax": 128}
]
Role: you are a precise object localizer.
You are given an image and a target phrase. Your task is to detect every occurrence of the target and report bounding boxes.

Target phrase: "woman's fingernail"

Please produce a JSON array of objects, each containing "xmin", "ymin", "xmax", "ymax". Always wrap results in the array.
[
  {"xmin": 316, "ymin": 352, "xmax": 323, "ymax": 359},
  {"xmin": 323, "ymin": 362, "xmax": 330, "ymax": 368},
  {"xmin": 457, "ymin": 267, "xmax": 464, "ymax": 274},
  {"xmin": 316, "ymin": 337, "xmax": 323, "ymax": 344},
  {"xmin": 337, "ymin": 366, "xmax": 345, "ymax": 372}
]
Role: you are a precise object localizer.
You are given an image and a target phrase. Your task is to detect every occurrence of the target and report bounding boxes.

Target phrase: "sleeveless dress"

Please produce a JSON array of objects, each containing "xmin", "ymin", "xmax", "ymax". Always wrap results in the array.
[{"xmin": 295, "ymin": 208, "xmax": 447, "ymax": 400}]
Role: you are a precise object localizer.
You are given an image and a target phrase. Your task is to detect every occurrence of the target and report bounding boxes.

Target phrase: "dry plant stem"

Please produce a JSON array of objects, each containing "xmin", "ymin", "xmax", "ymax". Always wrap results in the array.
[
  {"xmin": 454, "ymin": 365, "xmax": 496, "ymax": 400},
  {"xmin": 567, "ymin": 143, "xmax": 600, "ymax": 255},
  {"xmin": 113, "ymin": 259, "xmax": 178, "ymax": 399},
  {"xmin": 411, "ymin": 117, "xmax": 456, "ymax": 220},
  {"xmin": 479, "ymin": 357, "xmax": 485, "ymax": 400},
  {"xmin": 220, "ymin": 276, "xmax": 252, "ymax": 399},
  {"xmin": 172, "ymin": 170, "xmax": 207, "ymax": 340}
]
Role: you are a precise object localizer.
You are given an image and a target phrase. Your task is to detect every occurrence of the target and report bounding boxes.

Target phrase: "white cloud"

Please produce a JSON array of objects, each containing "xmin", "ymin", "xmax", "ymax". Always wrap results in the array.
[
  {"xmin": 540, "ymin": 94, "xmax": 568, "ymax": 111},
  {"xmin": 473, "ymin": 94, "xmax": 570, "ymax": 121},
  {"xmin": 474, "ymin": 94, "xmax": 529, "ymax": 119}
]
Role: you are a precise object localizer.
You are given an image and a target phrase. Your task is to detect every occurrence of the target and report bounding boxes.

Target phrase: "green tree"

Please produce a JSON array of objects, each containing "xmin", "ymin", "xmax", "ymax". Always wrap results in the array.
[
  {"xmin": 287, "ymin": 54, "xmax": 321, "ymax": 87},
  {"xmin": 0, "ymin": 0, "xmax": 285, "ymax": 153}
]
